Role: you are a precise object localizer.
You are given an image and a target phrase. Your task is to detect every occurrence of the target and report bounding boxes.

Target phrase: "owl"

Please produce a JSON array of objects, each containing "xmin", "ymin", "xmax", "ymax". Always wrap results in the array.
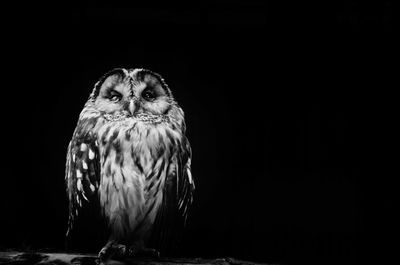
[{"xmin": 65, "ymin": 68, "xmax": 195, "ymax": 260}]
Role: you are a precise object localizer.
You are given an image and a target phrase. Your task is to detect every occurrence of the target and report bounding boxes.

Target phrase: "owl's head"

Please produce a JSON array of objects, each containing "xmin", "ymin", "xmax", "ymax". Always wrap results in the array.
[{"xmin": 87, "ymin": 68, "xmax": 175, "ymax": 118}]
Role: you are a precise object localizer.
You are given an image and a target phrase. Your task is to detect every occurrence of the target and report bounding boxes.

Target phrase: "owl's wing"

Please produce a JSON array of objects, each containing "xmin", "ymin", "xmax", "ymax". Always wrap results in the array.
[
  {"xmin": 65, "ymin": 115, "xmax": 101, "ymax": 237},
  {"xmin": 175, "ymin": 136, "xmax": 195, "ymax": 225},
  {"xmin": 151, "ymin": 135, "xmax": 195, "ymax": 253}
]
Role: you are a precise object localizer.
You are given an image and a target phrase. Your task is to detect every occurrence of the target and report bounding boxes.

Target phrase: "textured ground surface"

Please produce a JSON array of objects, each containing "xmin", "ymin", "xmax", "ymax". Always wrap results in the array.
[{"xmin": 0, "ymin": 252, "xmax": 270, "ymax": 265}]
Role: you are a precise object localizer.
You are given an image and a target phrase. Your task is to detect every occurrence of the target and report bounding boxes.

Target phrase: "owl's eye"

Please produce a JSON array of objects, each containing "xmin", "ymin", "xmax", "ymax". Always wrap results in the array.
[
  {"xmin": 142, "ymin": 89, "xmax": 156, "ymax": 101},
  {"xmin": 109, "ymin": 91, "xmax": 122, "ymax": 102}
]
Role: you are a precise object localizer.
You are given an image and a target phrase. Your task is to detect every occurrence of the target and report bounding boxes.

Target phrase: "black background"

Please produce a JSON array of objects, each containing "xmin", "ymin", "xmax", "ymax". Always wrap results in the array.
[{"xmin": 1, "ymin": 1, "xmax": 396, "ymax": 265}]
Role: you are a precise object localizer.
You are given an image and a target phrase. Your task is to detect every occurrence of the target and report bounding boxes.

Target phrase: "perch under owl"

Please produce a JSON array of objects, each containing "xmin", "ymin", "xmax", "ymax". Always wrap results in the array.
[{"xmin": 65, "ymin": 68, "xmax": 195, "ymax": 260}]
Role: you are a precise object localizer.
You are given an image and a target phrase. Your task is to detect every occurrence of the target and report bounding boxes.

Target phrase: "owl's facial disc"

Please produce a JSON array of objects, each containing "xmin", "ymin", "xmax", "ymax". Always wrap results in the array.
[
  {"xmin": 94, "ymin": 73, "xmax": 132, "ymax": 114},
  {"xmin": 92, "ymin": 69, "xmax": 174, "ymax": 118},
  {"xmin": 132, "ymin": 73, "xmax": 172, "ymax": 116}
]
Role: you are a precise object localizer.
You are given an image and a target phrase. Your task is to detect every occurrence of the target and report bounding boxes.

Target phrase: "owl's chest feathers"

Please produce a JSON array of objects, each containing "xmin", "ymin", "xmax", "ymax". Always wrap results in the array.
[{"xmin": 97, "ymin": 120, "xmax": 181, "ymax": 230}]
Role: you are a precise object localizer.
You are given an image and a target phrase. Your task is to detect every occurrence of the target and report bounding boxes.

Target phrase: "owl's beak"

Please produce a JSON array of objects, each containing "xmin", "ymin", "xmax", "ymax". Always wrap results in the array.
[{"xmin": 129, "ymin": 99, "xmax": 139, "ymax": 116}]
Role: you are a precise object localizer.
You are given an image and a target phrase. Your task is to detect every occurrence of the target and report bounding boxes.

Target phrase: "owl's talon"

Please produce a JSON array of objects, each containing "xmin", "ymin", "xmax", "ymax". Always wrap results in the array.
[
  {"xmin": 98, "ymin": 243, "xmax": 159, "ymax": 261},
  {"xmin": 98, "ymin": 243, "xmax": 127, "ymax": 261},
  {"xmin": 98, "ymin": 247, "xmax": 109, "ymax": 261},
  {"xmin": 127, "ymin": 246, "xmax": 160, "ymax": 258}
]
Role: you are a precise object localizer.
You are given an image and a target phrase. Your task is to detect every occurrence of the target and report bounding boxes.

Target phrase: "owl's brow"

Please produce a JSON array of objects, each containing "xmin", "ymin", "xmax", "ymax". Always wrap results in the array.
[{"xmin": 127, "ymin": 77, "xmax": 136, "ymax": 98}]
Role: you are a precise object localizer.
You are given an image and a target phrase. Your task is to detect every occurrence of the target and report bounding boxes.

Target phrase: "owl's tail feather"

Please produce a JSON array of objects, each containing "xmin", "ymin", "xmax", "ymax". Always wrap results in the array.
[{"xmin": 149, "ymin": 179, "xmax": 184, "ymax": 257}]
